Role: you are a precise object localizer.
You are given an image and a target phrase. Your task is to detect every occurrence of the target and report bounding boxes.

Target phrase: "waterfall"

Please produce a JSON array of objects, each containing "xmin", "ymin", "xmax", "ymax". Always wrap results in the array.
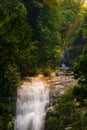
[
  {"xmin": 60, "ymin": 48, "xmax": 70, "ymax": 70},
  {"xmin": 15, "ymin": 76, "xmax": 49, "ymax": 130}
]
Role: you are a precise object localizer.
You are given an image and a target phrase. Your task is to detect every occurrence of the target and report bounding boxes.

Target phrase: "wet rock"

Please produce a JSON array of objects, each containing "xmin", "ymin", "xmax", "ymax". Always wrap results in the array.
[
  {"xmin": 47, "ymin": 71, "xmax": 77, "ymax": 115},
  {"xmin": 43, "ymin": 72, "xmax": 51, "ymax": 77}
]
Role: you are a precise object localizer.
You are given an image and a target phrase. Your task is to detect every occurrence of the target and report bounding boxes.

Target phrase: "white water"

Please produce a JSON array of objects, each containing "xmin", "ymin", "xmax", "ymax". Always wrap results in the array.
[
  {"xmin": 60, "ymin": 63, "xmax": 70, "ymax": 70},
  {"xmin": 15, "ymin": 76, "xmax": 49, "ymax": 130}
]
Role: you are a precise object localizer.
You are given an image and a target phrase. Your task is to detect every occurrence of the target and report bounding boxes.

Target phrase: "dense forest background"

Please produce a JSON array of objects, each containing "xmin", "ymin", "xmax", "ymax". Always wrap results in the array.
[{"xmin": 0, "ymin": 0, "xmax": 87, "ymax": 129}]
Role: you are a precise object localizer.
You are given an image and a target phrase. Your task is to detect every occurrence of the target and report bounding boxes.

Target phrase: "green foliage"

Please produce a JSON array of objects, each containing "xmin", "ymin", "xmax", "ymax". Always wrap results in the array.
[
  {"xmin": 46, "ymin": 117, "xmax": 61, "ymax": 130},
  {"xmin": 66, "ymin": 6, "xmax": 87, "ymax": 65},
  {"xmin": 46, "ymin": 88, "xmax": 87, "ymax": 130},
  {"xmin": 73, "ymin": 45, "xmax": 87, "ymax": 78},
  {"xmin": 46, "ymin": 98, "xmax": 76, "ymax": 130},
  {"xmin": 72, "ymin": 84, "xmax": 87, "ymax": 104},
  {"xmin": 72, "ymin": 44, "xmax": 87, "ymax": 107},
  {"xmin": 0, "ymin": 64, "xmax": 21, "ymax": 129},
  {"xmin": 36, "ymin": 6, "xmax": 62, "ymax": 68}
]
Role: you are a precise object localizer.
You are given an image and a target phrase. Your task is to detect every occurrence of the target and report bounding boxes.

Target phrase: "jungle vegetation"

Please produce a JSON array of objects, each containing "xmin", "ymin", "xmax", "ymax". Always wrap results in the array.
[{"xmin": 0, "ymin": 0, "xmax": 87, "ymax": 129}]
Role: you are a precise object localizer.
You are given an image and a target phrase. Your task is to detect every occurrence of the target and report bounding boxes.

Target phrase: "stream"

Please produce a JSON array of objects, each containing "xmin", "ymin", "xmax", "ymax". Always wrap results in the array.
[{"xmin": 14, "ymin": 72, "xmax": 77, "ymax": 130}]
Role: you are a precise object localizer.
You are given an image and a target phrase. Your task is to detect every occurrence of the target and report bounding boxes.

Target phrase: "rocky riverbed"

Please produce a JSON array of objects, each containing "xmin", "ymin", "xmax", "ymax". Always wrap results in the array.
[{"xmin": 47, "ymin": 70, "xmax": 77, "ymax": 114}]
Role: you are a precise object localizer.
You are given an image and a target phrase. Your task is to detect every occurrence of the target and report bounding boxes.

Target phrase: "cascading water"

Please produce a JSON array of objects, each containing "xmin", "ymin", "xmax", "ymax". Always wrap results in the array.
[{"xmin": 15, "ymin": 76, "xmax": 49, "ymax": 130}]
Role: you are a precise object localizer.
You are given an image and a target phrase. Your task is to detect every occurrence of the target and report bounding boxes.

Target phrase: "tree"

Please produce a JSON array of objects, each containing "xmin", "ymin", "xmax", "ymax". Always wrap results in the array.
[
  {"xmin": 0, "ymin": 1, "xmax": 33, "ymax": 129},
  {"xmin": 73, "ymin": 45, "xmax": 87, "ymax": 79}
]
